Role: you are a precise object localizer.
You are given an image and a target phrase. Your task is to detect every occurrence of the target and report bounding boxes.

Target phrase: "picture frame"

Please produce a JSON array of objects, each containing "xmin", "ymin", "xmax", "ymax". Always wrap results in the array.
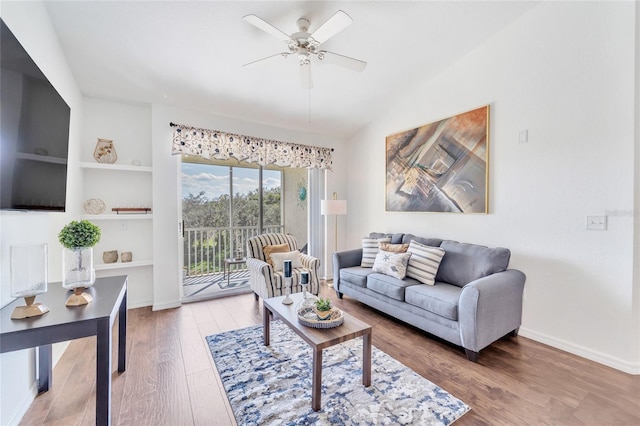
[{"xmin": 385, "ymin": 105, "xmax": 490, "ymax": 213}]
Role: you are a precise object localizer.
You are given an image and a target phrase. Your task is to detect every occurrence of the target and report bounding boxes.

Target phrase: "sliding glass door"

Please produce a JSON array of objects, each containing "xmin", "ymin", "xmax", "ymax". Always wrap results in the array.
[{"xmin": 180, "ymin": 156, "xmax": 306, "ymax": 300}]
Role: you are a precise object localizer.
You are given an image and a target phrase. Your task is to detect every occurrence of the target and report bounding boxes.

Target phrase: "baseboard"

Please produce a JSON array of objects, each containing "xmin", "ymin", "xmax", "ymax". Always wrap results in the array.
[
  {"xmin": 152, "ymin": 300, "xmax": 181, "ymax": 311},
  {"xmin": 519, "ymin": 327, "xmax": 640, "ymax": 375},
  {"xmin": 128, "ymin": 300, "xmax": 152, "ymax": 310},
  {"xmin": 7, "ymin": 381, "xmax": 38, "ymax": 425}
]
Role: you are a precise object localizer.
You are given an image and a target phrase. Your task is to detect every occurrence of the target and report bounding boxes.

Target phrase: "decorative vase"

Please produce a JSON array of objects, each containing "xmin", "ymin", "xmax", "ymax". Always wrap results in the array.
[
  {"xmin": 62, "ymin": 247, "xmax": 95, "ymax": 306},
  {"xmin": 296, "ymin": 273, "xmax": 318, "ymax": 321},
  {"xmin": 93, "ymin": 138, "xmax": 117, "ymax": 164},
  {"xmin": 103, "ymin": 250, "xmax": 118, "ymax": 263},
  {"xmin": 121, "ymin": 251, "xmax": 132, "ymax": 262}
]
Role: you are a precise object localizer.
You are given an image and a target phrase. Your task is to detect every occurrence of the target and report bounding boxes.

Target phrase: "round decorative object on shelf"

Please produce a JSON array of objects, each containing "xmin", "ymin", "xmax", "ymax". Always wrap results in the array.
[
  {"xmin": 93, "ymin": 138, "xmax": 117, "ymax": 164},
  {"xmin": 121, "ymin": 251, "xmax": 132, "ymax": 262},
  {"xmin": 83, "ymin": 198, "xmax": 106, "ymax": 214},
  {"xmin": 103, "ymin": 250, "xmax": 118, "ymax": 263}
]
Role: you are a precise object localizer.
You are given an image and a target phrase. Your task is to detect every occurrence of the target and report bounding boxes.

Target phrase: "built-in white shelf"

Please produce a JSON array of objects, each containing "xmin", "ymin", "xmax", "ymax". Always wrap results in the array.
[
  {"xmin": 16, "ymin": 152, "xmax": 67, "ymax": 165},
  {"xmin": 82, "ymin": 214, "xmax": 153, "ymax": 221},
  {"xmin": 79, "ymin": 162, "xmax": 152, "ymax": 173},
  {"xmin": 95, "ymin": 259, "xmax": 153, "ymax": 271}
]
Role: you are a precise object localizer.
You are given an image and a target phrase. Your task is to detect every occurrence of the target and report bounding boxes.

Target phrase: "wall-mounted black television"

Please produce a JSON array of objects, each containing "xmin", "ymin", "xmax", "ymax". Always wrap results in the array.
[{"xmin": 1, "ymin": 18, "xmax": 70, "ymax": 212}]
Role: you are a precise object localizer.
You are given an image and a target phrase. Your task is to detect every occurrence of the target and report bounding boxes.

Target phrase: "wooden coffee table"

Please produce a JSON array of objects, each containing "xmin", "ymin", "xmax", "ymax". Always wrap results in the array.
[{"xmin": 263, "ymin": 293, "xmax": 372, "ymax": 411}]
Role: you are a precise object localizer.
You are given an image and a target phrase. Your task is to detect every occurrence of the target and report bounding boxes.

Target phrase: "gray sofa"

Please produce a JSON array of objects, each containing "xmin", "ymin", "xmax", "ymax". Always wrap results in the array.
[{"xmin": 333, "ymin": 232, "xmax": 526, "ymax": 361}]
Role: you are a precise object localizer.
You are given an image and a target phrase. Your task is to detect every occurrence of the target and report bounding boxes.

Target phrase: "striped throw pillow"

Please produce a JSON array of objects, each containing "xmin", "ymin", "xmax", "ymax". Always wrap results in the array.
[
  {"xmin": 406, "ymin": 240, "xmax": 445, "ymax": 285},
  {"xmin": 361, "ymin": 237, "xmax": 392, "ymax": 267}
]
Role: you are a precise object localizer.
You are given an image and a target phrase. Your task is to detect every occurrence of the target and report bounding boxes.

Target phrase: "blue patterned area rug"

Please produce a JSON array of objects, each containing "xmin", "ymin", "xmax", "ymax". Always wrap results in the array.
[{"xmin": 206, "ymin": 321, "xmax": 470, "ymax": 425}]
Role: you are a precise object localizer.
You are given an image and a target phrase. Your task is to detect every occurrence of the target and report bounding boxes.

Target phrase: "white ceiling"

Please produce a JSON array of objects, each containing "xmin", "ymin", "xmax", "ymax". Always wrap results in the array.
[{"xmin": 44, "ymin": 1, "xmax": 536, "ymax": 139}]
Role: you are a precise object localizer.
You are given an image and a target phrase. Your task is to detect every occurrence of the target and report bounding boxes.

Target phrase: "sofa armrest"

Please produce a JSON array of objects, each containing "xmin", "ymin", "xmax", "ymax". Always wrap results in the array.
[
  {"xmin": 458, "ymin": 269, "xmax": 526, "ymax": 353},
  {"xmin": 332, "ymin": 248, "xmax": 363, "ymax": 289}
]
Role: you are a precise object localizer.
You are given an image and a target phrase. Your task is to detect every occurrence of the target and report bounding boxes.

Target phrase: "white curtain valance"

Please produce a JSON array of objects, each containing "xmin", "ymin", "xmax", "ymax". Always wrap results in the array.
[{"xmin": 171, "ymin": 123, "xmax": 333, "ymax": 170}]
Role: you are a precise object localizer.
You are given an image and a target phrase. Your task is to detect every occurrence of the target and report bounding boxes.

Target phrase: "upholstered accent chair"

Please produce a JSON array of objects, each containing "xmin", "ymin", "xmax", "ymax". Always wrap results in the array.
[{"xmin": 246, "ymin": 233, "xmax": 320, "ymax": 300}]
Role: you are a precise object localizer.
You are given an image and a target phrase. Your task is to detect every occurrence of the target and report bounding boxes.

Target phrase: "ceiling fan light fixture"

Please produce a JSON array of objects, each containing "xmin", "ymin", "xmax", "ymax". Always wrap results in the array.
[
  {"xmin": 296, "ymin": 17, "xmax": 310, "ymax": 32},
  {"xmin": 243, "ymin": 10, "xmax": 366, "ymax": 87}
]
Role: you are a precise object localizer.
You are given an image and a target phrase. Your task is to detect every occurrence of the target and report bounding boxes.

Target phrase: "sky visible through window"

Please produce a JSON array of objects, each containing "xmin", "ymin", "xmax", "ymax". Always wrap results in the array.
[{"xmin": 182, "ymin": 163, "xmax": 281, "ymax": 200}]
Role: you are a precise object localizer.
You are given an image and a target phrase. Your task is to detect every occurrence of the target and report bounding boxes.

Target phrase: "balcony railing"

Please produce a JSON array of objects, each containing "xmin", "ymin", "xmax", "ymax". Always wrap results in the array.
[{"xmin": 183, "ymin": 225, "xmax": 284, "ymax": 278}]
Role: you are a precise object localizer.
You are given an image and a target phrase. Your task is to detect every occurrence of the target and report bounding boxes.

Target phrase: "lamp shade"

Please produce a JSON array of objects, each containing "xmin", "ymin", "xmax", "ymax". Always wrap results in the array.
[{"xmin": 321, "ymin": 199, "xmax": 347, "ymax": 215}]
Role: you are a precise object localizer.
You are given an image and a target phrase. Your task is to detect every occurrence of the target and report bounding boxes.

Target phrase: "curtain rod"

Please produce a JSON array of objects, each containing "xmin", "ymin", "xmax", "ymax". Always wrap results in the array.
[{"xmin": 169, "ymin": 122, "xmax": 334, "ymax": 151}]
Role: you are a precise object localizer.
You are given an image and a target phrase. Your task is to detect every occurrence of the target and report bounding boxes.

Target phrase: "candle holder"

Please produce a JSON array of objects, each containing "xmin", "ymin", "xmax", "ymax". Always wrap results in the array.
[
  {"xmin": 282, "ymin": 260, "xmax": 293, "ymax": 305},
  {"xmin": 10, "ymin": 243, "xmax": 49, "ymax": 319}
]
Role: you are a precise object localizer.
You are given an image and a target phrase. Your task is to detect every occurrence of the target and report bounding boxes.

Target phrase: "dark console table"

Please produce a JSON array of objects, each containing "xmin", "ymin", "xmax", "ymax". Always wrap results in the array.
[{"xmin": 0, "ymin": 275, "xmax": 127, "ymax": 426}]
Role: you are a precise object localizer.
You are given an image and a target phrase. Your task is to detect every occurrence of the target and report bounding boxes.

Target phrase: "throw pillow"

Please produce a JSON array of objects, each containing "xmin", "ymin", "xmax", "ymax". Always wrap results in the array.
[
  {"xmin": 361, "ymin": 237, "xmax": 392, "ymax": 267},
  {"xmin": 406, "ymin": 240, "xmax": 445, "ymax": 285},
  {"xmin": 270, "ymin": 250, "xmax": 304, "ymax": 272},
  {"xmin": 378, "ymin": 242, "xmax": 409, "ymax": 253},
  {"xmin": 372, "ymin": 251, "xmax": 412, "ymax": 279},
  {"xmin": 262, "ymin": 243, "xmax": 290, "ymax": 266}
]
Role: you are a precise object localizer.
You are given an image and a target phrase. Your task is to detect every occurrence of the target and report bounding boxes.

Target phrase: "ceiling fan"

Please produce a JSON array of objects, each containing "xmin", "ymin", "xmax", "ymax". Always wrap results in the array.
[{"xmin": 243, "ymin": 10, "xmax": 367, "ymax": 89}]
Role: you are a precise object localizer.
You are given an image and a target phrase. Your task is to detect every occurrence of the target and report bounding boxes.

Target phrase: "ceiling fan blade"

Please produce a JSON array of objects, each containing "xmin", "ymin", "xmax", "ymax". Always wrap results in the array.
[
  {"xmin": 243, "ymin": 52, "xmax": 291, "ymax": 68},
  {"xmin": 300, "ymin": 61, "xmax": 312, "ymax": 89},
  {"xmin": 243, "ymin": 14, "xmax": 294, "ymax": 45},
  {"xmin": 308, "ymin": 10, "xmax": 352, "ymax": 46},
  {"xmin": 317, "ymin": 51, "xmax": 367, "ymax": 72}
]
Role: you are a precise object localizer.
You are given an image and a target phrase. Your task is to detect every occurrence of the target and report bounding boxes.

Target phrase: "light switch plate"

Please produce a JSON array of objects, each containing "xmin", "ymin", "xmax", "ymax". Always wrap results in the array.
[
  {"xmin": 586, "ymin": 215, "xmax": 607, "ymax": 230},
  {"xmin": 519, "ymin": 129, "xmax": 528, "ymax": 143}
]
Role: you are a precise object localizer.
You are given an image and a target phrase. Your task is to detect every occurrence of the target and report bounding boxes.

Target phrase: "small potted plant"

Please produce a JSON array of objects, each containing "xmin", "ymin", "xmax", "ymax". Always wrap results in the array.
[
  {"xmin": 58, "ymin": 220, "xmax": 101, "ymax": 305},
  {"xmin": 314, "ymin": 297, "xmax": 333, "ymax": 320}
]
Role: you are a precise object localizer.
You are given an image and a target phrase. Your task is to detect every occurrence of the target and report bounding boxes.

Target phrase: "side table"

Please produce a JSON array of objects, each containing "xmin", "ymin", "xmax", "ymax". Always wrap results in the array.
[
  {"xmin": 223, "ymin": 257, "xmax": 246, "ymax": 288},
  {"xmin": 0, "ymin": 275, "xmax": 127, "ymax": 426}
]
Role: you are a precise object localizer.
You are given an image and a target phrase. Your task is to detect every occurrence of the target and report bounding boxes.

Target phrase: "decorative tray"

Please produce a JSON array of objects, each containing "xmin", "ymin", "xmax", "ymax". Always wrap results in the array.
[{"xmin": 297, "ymin": 307, "xmax": 344, "ymax": 329}]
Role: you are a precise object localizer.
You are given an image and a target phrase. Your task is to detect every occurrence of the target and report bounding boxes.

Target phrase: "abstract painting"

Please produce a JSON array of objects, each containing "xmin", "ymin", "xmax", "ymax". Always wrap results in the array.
[{"xmin": 386, "ymin": 106, "xmax": 489, "ymax": 213}]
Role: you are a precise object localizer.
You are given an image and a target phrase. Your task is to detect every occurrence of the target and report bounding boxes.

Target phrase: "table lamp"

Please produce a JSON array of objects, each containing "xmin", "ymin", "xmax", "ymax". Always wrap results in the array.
[{"xmin": 10, "ymin": 243, "xmax": 49, "ymax": 319}]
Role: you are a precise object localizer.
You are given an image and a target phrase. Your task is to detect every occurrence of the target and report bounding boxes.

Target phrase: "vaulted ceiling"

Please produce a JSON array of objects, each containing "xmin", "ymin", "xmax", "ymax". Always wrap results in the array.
[{"xmin": 44, "ymin": 1, "xmax": 536, "ymax": 139}]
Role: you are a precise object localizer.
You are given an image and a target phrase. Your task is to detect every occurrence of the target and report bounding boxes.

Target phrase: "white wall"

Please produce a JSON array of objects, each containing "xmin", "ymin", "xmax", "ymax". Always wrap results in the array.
[
  {"xmin": 345, "ymin": 1, "xmax": 639, "ymax": 373},
  {"xmin": 0, "ymin": 1, "xmax": 84, "ymax": 424},
  {"xmin": 81, "ymin": 97, "xmax": 154, "ymax": 308},
  {"xmin": 150, "ymin": 104, "xmax": 343, "ymax": 310}
]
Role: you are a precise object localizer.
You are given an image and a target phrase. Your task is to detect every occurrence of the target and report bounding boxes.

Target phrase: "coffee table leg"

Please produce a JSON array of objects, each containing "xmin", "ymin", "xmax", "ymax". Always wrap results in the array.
[
  {"xmin": 263, "ymin": 303, "xmax": 271, "ymax": 346},
  {"xmin": 312, "ymin": 348, "xmax": 322, "ymax": 411},
  {"xmin": 363, "ymin": 332, "xmax": 371, "ymax": 387}
]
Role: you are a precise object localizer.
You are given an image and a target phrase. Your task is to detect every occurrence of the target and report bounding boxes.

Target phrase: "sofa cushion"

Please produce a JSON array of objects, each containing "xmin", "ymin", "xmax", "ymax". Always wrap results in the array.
[
  {"xmin": 378, "ymin": 242, "xmax": 409, "ymax": 253},
  {"xmin": 368, "ymin": 232, "xmax": 404, "ymax": 244},
  {"xmin": 372, "ymin": 251, "xmax": 412, "ymax": 279},
  {"xmin": 436, "ymin": 240, "xmax": 511, "ymax": 287},
  {"xmin": 361, "ymin": 237, "xmax": 392, "ymax": 267},
  {"xmin": 405, "ymin": 283, "xmax": 462, "ymax": 321},
  {"xmin": 339, "ymin": 266, "xmax": 373, "ymax": 288},
  {"xmin": 406, "ymin": 240, "xmax": 445, "ymax": 285},
  {"xmin": 402, "ymin": 234, "xmax": 443, "ymax": 248},
  {"xmin": 367, "ymin": 273, "xmax": 419, "ymax": 301}
]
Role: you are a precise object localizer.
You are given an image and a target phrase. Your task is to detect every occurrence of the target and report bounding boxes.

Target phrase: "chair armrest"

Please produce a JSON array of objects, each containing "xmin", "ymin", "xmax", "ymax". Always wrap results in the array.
[
  {"xmin": 332, "ymin": 248, "xmax": 363, "ymax": 288},
  {"xmin": 246, "ymin": 257, "xmax": 274, "ymax": 281},
  {"xmin": 299, "ymin": 253, "xmax": 320, "ymax": 271},
  {"xmin": 458, "ymin": 269, "xmax": 526, "ymax": 352}
]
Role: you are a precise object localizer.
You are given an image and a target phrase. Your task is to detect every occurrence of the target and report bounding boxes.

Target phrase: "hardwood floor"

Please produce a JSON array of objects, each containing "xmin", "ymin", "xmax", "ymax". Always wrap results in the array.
[{"xmin": 20, "ymin": 284, "xmax": 640, "ymax": 425}]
